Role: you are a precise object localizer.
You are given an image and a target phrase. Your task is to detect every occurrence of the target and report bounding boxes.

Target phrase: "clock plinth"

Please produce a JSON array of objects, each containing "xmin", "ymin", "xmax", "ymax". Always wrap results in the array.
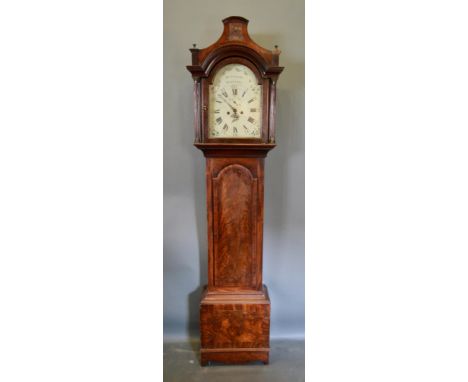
[
  {"xmin": 187, "ymin": 16, "xmax": 283, "ymax": 366},
  {"xmin": 200, "ymin": 285, "xmax": 270, "ymax": 366}
]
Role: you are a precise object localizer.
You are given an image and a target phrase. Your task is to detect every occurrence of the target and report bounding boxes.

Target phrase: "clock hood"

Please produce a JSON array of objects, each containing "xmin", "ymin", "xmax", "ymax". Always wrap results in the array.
[{"xmin": 186, "ymin": 16, "xmax": 283, "ymax": 80}]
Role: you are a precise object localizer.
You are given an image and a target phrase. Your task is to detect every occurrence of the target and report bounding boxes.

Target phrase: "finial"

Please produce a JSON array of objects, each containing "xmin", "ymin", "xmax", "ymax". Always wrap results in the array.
[
  {"xmin": 274, "ymin": 45, "xmax": 278, "ymax": 49},
  {"xmin": 193, "ymin": 43, "xmax": 197, "ymax": 48}
]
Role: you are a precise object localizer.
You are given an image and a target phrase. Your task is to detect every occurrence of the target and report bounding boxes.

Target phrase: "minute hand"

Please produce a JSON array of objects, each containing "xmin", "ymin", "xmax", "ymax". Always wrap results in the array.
[{"xmin": 220, "ymin": 97, "xmax": 237, "ymax": 112}]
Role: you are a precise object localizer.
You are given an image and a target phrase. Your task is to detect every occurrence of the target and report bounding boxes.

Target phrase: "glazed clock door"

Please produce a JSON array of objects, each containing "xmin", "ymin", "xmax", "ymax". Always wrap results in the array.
[
  {"xmin": 202, "ymin": 57, "xmax": 270, "ymax": 143},
  {"xmin": 208, "ymin": 63, "xmax": 262, "ymax": 138}
]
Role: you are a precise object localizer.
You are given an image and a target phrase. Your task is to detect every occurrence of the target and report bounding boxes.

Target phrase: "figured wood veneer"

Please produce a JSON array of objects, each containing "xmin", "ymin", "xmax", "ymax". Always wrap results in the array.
[
  {"xmin": 207, "ymin": 157, "xmax": 264, "ymax": 291},
  {"xmin": 213, "ymin": 164, "xmax": 257, "ymax": 287},
  {"xmin": 200, "ymin": 286, "xmax": 270, "ymax": 365}
]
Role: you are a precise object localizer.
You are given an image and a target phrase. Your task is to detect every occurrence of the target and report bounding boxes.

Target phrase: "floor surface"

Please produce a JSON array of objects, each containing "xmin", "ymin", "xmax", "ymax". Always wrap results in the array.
[{"xmin": 164, "ymin": 339, "xmax": 304, "ymax": 382}]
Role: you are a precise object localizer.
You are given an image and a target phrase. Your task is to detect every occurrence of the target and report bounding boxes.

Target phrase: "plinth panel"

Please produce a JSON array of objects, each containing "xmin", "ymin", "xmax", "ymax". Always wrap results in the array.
[{"xmin": 199, "ymin": 285, "xmax": 270, "ymax": 365}]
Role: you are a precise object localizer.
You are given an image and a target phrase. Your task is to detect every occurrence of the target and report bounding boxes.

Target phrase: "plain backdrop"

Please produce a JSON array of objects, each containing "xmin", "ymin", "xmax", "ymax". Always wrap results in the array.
[
  {"xmin": 163, "ymin": 0, "xmax": 305, "ymax": 341},
  {"xmin": 1, "ymin": 0, "xmax": 468, "ymax": 381},
  {"xmin": 308, "ymin": 1, "xmax": 468, "ymax": 381}
]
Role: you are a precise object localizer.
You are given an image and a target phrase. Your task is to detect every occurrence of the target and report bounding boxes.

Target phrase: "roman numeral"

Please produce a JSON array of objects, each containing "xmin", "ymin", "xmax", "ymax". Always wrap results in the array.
[
  {"xmin": 232, "ymin": 88, "xmax": 237, "ymax": 95},
  {"xmin": 250, "ymin": 108, "xmax": 257, "ymax": 112},
  {"xmin": 248, "ymin": 98, "xmax": 255, "ymax": 103},
  {"xmin": 248, "ymin": 117, "xmax": 255, "ymax": 124},
  {"xmin": 243, "ymin": 125, "xmax": 249, "ymax": 130},
  {"xmin": 242, "ymin": 89, "xmax": 247, "ymax": 97},
  {"xmin": 216, "ymin": 99, "xmax": 222, "ymax": 103},
  {"xmin": 222, "ymin": 89, "xmax": 228, "ymax": 97},
  {"xmin": 216, "ymin": 117, "xmax": 222, "ymax": 124},
  {"xmin": 223, "ymin": 123, "xmax": 228, "ymax": 130},
  {"xmin": 214, "ymin": 109, "xmax": 220, "ymax": 113},
  {"xmin": 233, "ymin": 127, "xmax": 238, "ymax": 134}
]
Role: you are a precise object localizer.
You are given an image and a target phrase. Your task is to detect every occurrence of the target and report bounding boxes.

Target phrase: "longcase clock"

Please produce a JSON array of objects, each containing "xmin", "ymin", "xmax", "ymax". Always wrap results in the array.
[{"xmin": 187, "ymin": 16, "xmax": 283, "ymax": 366}]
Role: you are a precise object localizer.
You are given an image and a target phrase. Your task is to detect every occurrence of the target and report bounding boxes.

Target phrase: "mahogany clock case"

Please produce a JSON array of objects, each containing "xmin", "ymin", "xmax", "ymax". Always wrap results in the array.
[{"xmin": 187, "ymin": 16, "xmax": 284, "ymax": 365}]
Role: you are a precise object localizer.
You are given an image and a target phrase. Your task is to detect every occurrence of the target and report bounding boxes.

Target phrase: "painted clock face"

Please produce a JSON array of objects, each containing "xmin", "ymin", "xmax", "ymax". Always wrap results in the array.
[{"xmin": 208, "ymin": 63, "xmax": 262, "ymax": 138}]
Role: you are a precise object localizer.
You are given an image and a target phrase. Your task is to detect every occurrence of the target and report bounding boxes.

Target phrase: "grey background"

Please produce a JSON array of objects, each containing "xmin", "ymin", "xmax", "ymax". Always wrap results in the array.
[{"xmin": 164, "ymin": 0, "xmax": 304, "ymax": 341}]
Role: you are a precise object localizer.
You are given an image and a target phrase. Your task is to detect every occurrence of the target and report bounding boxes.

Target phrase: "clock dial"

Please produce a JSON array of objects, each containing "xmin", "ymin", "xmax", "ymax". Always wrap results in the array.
[{"xmin": 208, "ymin": 63, "xmax": 262, "ymax": 138}]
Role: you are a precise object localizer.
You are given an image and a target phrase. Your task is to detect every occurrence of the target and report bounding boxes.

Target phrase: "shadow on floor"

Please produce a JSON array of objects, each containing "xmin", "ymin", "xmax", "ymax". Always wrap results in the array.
[{"xmin": 163, "ymin": 339, "xmax": 305, "ymax": 382}]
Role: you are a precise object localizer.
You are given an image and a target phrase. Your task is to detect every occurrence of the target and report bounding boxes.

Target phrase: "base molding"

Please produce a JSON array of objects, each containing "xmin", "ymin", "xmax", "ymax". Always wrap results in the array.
[{"xmin": 200, "ymin": 349, "xmax": 269, "ymax": 366}]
